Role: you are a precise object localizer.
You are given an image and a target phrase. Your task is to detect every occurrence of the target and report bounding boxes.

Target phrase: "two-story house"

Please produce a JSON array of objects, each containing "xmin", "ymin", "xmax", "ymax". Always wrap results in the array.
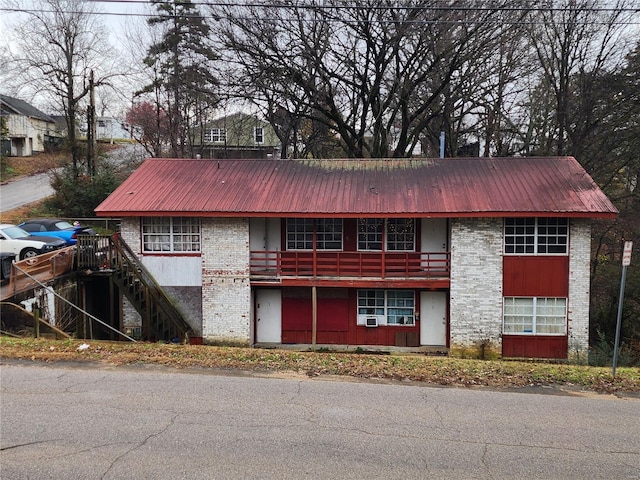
[
  {"xmin": 95, "ymin": 157, "xmax": 617, "ymax": 359},
  {"xmin": 196, "ymin": 113, "xmax": 280, "ymax": 159},
  {"xmin": 0, "ymin": 94, "xmax": 59, "ymax": 156}
]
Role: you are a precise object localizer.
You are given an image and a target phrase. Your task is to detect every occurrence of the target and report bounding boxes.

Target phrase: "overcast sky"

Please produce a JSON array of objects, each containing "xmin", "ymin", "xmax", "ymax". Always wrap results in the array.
[{"xmin": 0, "ymin": 0, "xmax": 151, "ymax": 113}]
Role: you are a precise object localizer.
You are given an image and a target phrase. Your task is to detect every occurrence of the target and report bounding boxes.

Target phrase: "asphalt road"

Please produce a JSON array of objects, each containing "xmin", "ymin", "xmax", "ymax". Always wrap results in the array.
[
  {"xmin": 1, "ymin": 362, "xmax": 639, "ymax": 480},
  {"xmin": 0, "ymin": 173, "xmax": 55, "ymax": 213},
  {"xmin": 0, "ymin": 143, "xmax": 146, "ymax": 215}
]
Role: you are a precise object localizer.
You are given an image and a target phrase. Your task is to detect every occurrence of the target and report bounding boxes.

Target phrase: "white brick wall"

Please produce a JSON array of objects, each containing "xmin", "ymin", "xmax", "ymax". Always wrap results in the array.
[
  {"xmin": 201, "ymin": 218, "xmax": 251, "ymax": 345},
  {"xmin": 119, "ymin": 218, "xmax": 140, "ymax": 252},
  {"xmin": 119, "ymin": 218, "xmax": 142, "ymax": 328},
  {"xmin": 450, "ymin": 218, "xmax": 503, "ymax": 351},
  {"xmin": 568, "ymin": 219, "xmax": 591, "ymax": 357}
]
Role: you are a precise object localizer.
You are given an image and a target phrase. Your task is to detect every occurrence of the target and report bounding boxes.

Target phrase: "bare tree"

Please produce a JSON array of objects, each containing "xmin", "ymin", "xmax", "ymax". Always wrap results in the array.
[
  {"xmin": 9, "ymin": 0, "xmax": 118, "ymax": 174},
  {"xmin": 526, "ymin": 0, "xmax": 634, "ymax": 156},
  {"xmin": 213, "ymin": 0, "xmax": 526, "ymax": 158}
]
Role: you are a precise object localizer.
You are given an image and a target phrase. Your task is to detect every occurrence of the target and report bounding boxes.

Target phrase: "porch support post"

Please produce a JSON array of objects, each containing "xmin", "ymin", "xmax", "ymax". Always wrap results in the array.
[{"xmin": 312, "ymin": 286, "xmax": 317, "ymax": 345}]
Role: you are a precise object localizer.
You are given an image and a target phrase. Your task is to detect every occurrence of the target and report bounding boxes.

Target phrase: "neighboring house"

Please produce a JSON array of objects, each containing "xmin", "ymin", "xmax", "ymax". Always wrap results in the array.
[
  {"xmin": 96, "ymin": 117, "xmax": 133, "ymax": 142},
  {"xmin": 196, "ymin": 113, "xmax": 280, "ymax": 159},
  {"xmin": 95, "ymin": 156, "xmax": 617, "ymax": 359},
  {"xmin": 0, "ymin": 94, "xmax": 59, "ymax": 156}
]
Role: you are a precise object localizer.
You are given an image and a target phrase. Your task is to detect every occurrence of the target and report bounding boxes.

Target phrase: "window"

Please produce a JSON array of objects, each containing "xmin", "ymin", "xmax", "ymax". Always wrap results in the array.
[
  {"xmin": 358, "ymin": 290, "xmax": 415, "ymax": 326},
  {"xmin": 503, "ymin": 297, "xmax": 566, "ymax": 335},
  {"xmin": 387, "ymin": 218, "xmax": 415, "ymax": 251},
  {"xmin": 504, "ymin": 218, "xmax": 568, "ymax": 254},
  {"xmin": 204, "ymin": 128, "xmax": 227, "ymax": 143},
  {"xmin": 287, "ymin": 218, "xmax": 313, "ymax": 250},
  {"xmin": 316, "ymin": 219, "xmax": 342, "ymax": 249},
  {"xmin": 142, "ymin": 217, "xmax": 200, "ymax": 253},
  {"xmin": 358, "ymin": 218, "xmax": 415, "ymax": 251},
  {"xmin": 286, "ymin": 219, "xmax": 343, "ymax": 250},
  {"xmin": 358, "ymin": 219, "xmax": 383, "ymax": 250},
  {"xmin": 254, "ymin": 127, "xmax": 264, "ymax": 144}
]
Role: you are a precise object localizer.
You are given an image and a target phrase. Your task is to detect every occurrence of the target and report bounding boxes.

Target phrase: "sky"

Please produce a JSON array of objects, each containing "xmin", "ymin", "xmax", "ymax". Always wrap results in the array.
[
  {"xmin": 0, "ymin": 0, "xmax": 148, "ymax": 45},
  {"xmin": 0, "ymin": 0, "xmax": 151, "ymax": 115}
]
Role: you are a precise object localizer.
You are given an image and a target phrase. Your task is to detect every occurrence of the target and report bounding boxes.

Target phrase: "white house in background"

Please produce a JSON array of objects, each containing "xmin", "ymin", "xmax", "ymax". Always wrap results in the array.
[
  {"xmin": 96, "ymin": 117, "xmax": 132, "ymax": 142},
  {"xmin": 95, "ymin": 156, "xmax": 617, "ymax": 359},
  {"xmin": 0, "ymin": 94, "xmax": 59, "ymax": 156}
]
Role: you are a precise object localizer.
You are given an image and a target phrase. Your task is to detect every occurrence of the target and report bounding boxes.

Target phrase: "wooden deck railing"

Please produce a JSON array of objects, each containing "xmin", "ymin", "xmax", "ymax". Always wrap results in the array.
[{"xmin": 250, "ymin": 250, "xmax": 450, "ymax": 278}]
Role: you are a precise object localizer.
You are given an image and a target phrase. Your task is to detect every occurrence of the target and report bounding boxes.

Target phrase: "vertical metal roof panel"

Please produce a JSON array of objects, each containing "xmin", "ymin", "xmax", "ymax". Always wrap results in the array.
[{"xmin": 95, "ymin": 157, "xmax": 618, "ymax": 218}]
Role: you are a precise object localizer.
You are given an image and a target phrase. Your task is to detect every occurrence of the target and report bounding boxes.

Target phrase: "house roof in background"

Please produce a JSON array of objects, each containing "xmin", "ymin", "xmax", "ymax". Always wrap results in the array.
[
  {"xmin": 95, "ymin": 157, "xmax": 618, "ymax": 218},
  {"xmin": 208, "ymin": 111, "xmax": 267, "ymax": 125},
  {"xmin": 0, "ymin": 94, "xmax": 55, "ymax": 123}
]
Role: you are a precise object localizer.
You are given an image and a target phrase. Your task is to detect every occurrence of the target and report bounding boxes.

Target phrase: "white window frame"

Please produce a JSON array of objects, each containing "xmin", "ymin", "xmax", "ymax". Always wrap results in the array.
[
  {"xmin": 316, "ymin": 218, "xmax": 342, "ymax": 250},
  {"xmin": 503, "ymin": 297, "xmax": 567, "ymax": 336},
  {"xmin": 358, "ymin": 218, "xmax": 415, "ymax": 252},
  {"xmin": 204, "ymin": 128, "xmax": 227, "ymax": 143},
  {"xmin": 254, "ymin": 126, "xmax": 264, "ymax": 144},
  {"xmin": 358, "ymin": 218, "xmax": 383, "ymax": 251},
  {"xmin": 286, "ymin": 219, "xmax": 343, "ymax": 251},
  {"xmin": 286, "ymin": 218, "xmax": 313, "ymax": 250},
  {"xmin": 357, "ymin": 289, "xmax": 415, "ymax": 326},
  {"xmin": 142, "ymin": 217, "xmax": 201, "ymax": 253},
  {"xmin": 504, "ymin": 218, "xmax": 568, "ymax": 255}
]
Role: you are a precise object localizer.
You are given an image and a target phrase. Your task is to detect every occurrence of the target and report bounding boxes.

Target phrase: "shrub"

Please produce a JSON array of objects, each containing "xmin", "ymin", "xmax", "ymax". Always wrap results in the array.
[{"xmin": 45, "ymin": 162, "xmax": 120, "ymax": 218}]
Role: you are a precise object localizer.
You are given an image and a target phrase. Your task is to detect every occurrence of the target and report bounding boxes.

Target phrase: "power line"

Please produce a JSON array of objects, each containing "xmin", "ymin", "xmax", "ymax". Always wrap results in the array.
[{"xmin": 2, "ymin": 0, "xmax": 639, "ymax": 24}]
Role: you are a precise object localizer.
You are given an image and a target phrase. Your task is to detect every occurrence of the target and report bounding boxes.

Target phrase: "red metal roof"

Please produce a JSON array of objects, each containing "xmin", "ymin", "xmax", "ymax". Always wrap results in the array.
[{"xmin": 95, "ymin": 157, "xmax": 618, "ymax": 218}]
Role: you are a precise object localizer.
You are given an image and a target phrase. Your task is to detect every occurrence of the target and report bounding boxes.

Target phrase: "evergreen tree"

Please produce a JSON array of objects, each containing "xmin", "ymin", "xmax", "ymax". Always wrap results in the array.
[{"xmin": 146, "ymin": 0, "xmax": 219, "ymax": 158}]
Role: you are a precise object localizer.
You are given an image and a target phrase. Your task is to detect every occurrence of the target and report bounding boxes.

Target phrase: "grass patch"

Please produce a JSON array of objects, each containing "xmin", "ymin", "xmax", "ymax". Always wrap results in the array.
[{"xmin": 1, "ymin": 337, "xmax": 638, "ymax": 394}]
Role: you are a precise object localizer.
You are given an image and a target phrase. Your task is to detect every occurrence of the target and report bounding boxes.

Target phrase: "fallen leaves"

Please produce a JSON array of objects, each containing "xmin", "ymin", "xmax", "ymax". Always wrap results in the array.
[{"xmin": 1, "ymin": 337, "xmax": 638, "ymax": 394}]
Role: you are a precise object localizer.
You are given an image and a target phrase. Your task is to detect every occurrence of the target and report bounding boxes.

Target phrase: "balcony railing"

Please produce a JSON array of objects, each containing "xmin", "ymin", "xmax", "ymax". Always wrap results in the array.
[{"xmin": 250, "ymin": 250, "xmax": 450, "ymax": 279}]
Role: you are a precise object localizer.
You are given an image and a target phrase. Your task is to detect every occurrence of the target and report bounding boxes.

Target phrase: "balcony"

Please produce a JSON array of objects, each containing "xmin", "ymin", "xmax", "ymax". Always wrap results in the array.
[{"xmin": 250, "ymin": 250, "xmax": 450, "ymax": 280}]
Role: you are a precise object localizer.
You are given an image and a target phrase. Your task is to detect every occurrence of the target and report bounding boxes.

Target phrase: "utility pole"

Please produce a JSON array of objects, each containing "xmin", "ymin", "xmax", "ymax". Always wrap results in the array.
[{"xmin": 87, "ymin": 70, "xmax": 97, "ymax": 177}]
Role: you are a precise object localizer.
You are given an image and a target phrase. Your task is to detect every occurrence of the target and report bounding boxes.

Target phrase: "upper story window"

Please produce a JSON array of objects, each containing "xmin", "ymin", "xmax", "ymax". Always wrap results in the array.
[
  {"xmin": 358, "ymin": 218, "xmax": 415, "ymax": 251},
  {"xmin": 358, "ymin": 219, "xmax": 383, "ymax": 250},
  {"xmin": 504, "ymin": 218, "xmax": 568, "ymax": 255},
  {"xmin": 503, "ymin": 297, "xmax": 566, "ymax": 335},
  {"xmin": 142, "ymin": 217, "xmax": 201, "ymax": 253},
  {"xmin": 254, "ymin": 127, "xmax": 264, "ymax": 144},
  {"xmin": 204, "ymin": 128, "xmax": 227, "ymax": 143},
  {"xmin": 286, "ymin": 218, "xmax": 343, "ymax": 250}
]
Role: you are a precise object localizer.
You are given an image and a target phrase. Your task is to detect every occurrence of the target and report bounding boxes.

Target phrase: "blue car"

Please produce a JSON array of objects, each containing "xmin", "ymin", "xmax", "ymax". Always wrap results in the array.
[{"xmin": 19, "ymin": 219, "xmax": 96, "ymax": 246}]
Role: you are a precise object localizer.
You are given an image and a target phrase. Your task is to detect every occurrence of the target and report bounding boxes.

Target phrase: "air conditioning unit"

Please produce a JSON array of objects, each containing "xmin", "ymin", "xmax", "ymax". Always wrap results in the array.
[{"xmin": 365, "ymin": 317, "xmax": 378, "ymax": 327}]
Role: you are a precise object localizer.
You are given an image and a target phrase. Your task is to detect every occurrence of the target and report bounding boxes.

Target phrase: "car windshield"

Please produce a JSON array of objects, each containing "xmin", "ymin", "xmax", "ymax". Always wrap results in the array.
[
  {"xmin": 55, "ymin": 221, "xmax": 74, "ymax": 229},
  {"xmin": 1, "ymin": 226, "xmax": 31, "ymax": 239}
]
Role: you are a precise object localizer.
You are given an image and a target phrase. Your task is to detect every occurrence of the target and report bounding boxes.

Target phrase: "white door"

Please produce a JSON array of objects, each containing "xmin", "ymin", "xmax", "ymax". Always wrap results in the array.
[
  {"xmin": 256, "ymin": 289, "xmax": 282, "ymax": 343},
  {"xmin": 421, "ymin": 218, "xmax": 448, "ymax": 272},
  {"xmin": 420, "ymin": 291, "xmax": 447, "ymax": 346}
]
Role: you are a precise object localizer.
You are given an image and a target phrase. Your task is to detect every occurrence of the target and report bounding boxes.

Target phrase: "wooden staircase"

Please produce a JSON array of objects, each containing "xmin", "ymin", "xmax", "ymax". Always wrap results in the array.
[{"xmin": 77, "ymin": 234, "xmax": 193, "ymax": 342}]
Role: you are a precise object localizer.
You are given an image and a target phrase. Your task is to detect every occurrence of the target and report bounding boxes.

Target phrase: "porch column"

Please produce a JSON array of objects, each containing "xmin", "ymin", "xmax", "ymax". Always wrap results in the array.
[{"xmin": 312, "ymin": 286, "xmax": 317, "ymax": 345}]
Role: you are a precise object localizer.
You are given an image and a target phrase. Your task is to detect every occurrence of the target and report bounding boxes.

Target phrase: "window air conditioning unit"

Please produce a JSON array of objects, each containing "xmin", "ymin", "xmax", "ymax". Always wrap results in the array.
[{"xmin": 365, "ymin": 317, "xmax": 378, "ymax": 327}]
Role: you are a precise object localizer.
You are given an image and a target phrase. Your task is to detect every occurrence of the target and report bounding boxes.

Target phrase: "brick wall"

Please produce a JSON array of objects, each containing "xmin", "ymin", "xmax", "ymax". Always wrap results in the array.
[
  {"xmin": 119, "ymin": 218, "xmax": 142, "ymax": 329},
  {"xmin": 568, "ymin": 219, "xmax": 591, "ymax": 358},
  {"xmin": 201, "ymin": 218, "xmax": 251, "ymax": 345},
  {"xmin": 119, "ymin": 218, "xmax": 140, "ymax": 251},
  {"xmin": 450, "ymin": 218, "xmax": 503, "ymax": 353}
]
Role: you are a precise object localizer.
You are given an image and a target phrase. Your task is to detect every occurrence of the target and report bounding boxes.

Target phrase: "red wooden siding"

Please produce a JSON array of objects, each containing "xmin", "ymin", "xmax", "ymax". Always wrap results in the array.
[
  {"xmin": 503, "ymin": 256, "xmax": 569, "ymax": 297},
  {"xmin": 502, "ymin": 335, "xmax": 568, "ymax": 359},
  {"xmin": 281, "ymin": 288, "xmax": 422, "ymax": 346},
  {"xmin": 502, "ymin": 256, "xmax": 569, "ymax": 359}
]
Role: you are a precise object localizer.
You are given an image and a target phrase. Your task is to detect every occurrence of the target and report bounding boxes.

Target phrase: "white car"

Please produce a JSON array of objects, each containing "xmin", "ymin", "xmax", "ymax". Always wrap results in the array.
[{"xmin": 0, "ymin": 224, "xmax": 67, "ymax": 260}]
